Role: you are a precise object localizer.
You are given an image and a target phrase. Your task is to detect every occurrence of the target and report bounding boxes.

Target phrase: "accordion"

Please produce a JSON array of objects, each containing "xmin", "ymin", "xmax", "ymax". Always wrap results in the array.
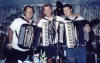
[
  {"xmin": 64, "ymin": 20, "xmax": 89, "ymax": 48},
  {"xmin": 64, "ymin": 21, "xmax": 78, "ymax": 48},
  {"xmin": 42, "ymin": 21, "xmax": 56, "ymax": 46},
  {"xmin": 18, "ymin": 24, "xmax": 36, "ymax": 49}
]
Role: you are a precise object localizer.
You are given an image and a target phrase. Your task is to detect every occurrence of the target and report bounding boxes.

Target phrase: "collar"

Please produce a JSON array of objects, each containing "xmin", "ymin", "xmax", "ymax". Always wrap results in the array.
[
  {"xmin": 44, "ymin": 16, "xmax": 54, "ymax": 21},
  {"xmin": 65, "ymin": 15, "xmax": 77, "ymax": 21},
  {"xmin": 67, "ymin": 15, "xmax": 76, "ymax": 20},
  {"xmin": 23, "ymin": 16, "xmax": 32, "ymax": 24}
]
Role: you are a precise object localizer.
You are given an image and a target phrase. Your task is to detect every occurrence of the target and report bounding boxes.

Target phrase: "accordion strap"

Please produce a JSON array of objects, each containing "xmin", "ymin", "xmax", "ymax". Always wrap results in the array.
[
  {"xmin": 74, "ymin": 16, "xmax": 78, "ymax": 21},
  {"xmin": 20, "ymin": 16, "xmax": 34, "ymax": 24},
  {"xmin": 15, "ymin": 30, "xmax": 19, "ymax": 39},
  {"xmin": 43, "ymin": 17, "xmax": 56, "ymax": 31},
  {"xmin": 65, "ymin": 16, "xmax": 78, "ymax": 21}
]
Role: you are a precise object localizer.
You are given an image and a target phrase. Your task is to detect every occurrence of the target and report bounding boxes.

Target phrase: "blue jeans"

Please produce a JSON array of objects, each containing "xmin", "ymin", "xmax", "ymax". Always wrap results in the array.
[{"xmin": 66, "ymin": 47, "xmax": 86, "ymax": 63}]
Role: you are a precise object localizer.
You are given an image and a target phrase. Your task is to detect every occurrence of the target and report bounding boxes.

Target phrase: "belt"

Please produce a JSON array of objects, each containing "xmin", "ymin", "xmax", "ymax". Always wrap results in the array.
[{"xmin": 77, "ymin": 44, "xmax": 86, "ymax": 48}]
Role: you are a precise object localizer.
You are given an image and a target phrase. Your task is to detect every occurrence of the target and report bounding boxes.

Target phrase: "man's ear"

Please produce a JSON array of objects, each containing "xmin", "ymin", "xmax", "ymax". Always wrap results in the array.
[
  {"xmin": 24, "ymin": 12, "xmax": 25, "ymax": 15},
  {"xmin": 71, "ymin": 9, "xmax": 73, "ymax": 12}
]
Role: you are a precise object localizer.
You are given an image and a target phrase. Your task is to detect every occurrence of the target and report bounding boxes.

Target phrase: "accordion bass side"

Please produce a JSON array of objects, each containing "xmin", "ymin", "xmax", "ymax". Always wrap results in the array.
[{"xmin": 18, "ymin": 24, "xmax": 36, "ymax": 49}]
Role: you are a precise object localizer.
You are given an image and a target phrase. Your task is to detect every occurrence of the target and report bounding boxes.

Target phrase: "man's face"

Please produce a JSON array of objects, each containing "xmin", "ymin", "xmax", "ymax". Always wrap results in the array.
[
  {"xmin": 24, "ymin": 7, "xmax": 33, "ymax": 21},
  {"xmin": 63, "ymin": 7, "xmax": 72, "ymax": 17},
  {"xmin": 44, "ymin": 6, "xmax": 52, "ymax": 17}
]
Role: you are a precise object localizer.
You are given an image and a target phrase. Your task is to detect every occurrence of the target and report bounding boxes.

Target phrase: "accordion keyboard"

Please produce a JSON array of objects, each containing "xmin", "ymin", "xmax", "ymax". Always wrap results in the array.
[{"xmin": 42, "ymin": 22, "xmax": 49, "ymax": 46}]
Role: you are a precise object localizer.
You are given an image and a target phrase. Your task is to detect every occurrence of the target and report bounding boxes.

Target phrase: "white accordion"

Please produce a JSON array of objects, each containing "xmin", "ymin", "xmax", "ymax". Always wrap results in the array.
[
  {"xmin": 64, "ymin": 21, "xmax": 78, "ymax": 48},
  {"xmin": 42, "ymin": 21, "xmax": 56, "ymax": 46}
]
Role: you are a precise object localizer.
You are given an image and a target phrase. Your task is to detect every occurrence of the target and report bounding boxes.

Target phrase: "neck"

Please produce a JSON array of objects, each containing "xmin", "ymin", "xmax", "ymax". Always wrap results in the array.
[
  {"xmin": 47, "ymin": 15, "xmax": 53, "ymax": 19},
  {"xmin": 24, "ymin": 17, "xmax": 31, "ymax": 23},
  {"xmin": 68, "ymin": 14, "xmax": 73, "ymax": 17},
  {"xmin": 69, "ymin": 14, "xmax": 76, "ymax": 19}
]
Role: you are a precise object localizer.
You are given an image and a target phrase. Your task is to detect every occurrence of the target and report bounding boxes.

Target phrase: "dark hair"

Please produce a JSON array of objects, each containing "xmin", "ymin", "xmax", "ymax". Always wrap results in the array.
[
  {"xmin": 23, "ymin": 5, "xmax": 35, "ymax": 14},
  {"xmin": 54, "ymin": 1, "xmax": 64, "ymax": 16},
  {"xmin": 41, "ymin": 3, "xmax": 52, "ymax": 18},
  {"xmin": 63, "ymin": 4, "xmax": 73, "ymax": 10},
  {"xmin": 56, "ymin": 1, "xmax": 63, "ymax": 8}
]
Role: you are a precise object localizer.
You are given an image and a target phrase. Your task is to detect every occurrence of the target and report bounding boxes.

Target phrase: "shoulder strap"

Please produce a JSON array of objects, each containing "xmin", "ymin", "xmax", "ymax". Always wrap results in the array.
[
  {"xmin": 74, "ymin": 16, "xmax": 78, "ymax": 21},
  {"xmin": 43, "ymin": 18, "xmax": 50, "ymax": 22},
  {"xmin": 20, "ymin": 16, "xmax": 29, "ymax": 23},
  {"xmin": 65, "ymin": 17, "xmax": 71, "ymax": 20},
  {"xmin": 15, "ymin": 30, "xmax": 19, "ymax": 39},
  {"xmin": 65, "ymin": 16, "xmax": 78, "ymax": 21},
  {"xmin": 43, "ymin": 17, "xmax": 56, "ymax": 31},
  {"xmin": 20, "ymin": 16, "xmax": 34, "ymax": 24}
]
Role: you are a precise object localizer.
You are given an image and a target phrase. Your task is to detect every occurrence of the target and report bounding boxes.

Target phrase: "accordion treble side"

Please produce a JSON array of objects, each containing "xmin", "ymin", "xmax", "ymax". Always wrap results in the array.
[{"xmin": 65, "ymin": 21, "xmax": 78, "ymax": 48}]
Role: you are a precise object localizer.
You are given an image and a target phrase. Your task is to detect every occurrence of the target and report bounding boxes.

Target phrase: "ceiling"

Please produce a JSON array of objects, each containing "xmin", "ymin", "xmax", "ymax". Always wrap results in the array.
[{"xmin": 0, "ymin": 0, "xmax": 100, "ymax": 7}]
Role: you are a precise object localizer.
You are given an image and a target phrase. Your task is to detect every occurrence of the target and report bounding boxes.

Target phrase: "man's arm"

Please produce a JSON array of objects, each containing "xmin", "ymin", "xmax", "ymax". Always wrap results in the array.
[
  {"xmin": 7, "ymin": 28, "xmax": 13, "ymax": 50},
  {"xmin": 8, "ymin": 28, "xmax": 13, "ymax": 43}
]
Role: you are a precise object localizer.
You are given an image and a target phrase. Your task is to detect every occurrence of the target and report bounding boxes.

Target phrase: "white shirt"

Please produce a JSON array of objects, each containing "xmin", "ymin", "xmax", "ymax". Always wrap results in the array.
[
  {"xmin": 38, "ymin": 16, "xmax": 64, "ymax": 28},
  {"xmin": 10, "ymin": 17, "xmax": 32, "ymax": 51},
  {"xmin": 67, "ymin": 15, "xmax": 84, "ymax": 21}
]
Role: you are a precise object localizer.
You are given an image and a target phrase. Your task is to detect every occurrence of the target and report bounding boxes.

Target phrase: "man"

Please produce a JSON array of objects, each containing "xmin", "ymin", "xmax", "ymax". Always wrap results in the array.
[
  {"xmin": 38, "ymin": 4, "xmax": 64, "ymax": 63},
  {"xmin": 54, "ymin": 1, "xmax": 64, "ymax": 16},
  {"xmin": 63, "ymin": 4, "xmax": 89, "ymax": 63},
  {"xmin": 5, "ymin": 5, "xmax": 35, "ymax": 63}
]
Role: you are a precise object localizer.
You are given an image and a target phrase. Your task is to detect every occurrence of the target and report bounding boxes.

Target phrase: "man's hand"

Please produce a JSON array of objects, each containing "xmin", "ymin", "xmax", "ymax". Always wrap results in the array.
[{"xmin": 7, "ymin": 44, "xmax": 13, "ymax": 50}]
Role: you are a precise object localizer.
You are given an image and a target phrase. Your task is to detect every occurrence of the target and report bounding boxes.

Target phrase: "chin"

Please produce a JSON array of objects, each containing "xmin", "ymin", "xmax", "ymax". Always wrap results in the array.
[{"xmin": 28, "ymin": 17, "xmax": 32, "ymax": 19}]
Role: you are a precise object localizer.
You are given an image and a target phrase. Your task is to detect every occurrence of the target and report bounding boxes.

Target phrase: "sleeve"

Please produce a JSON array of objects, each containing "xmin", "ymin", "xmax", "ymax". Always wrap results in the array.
[
  {"xmin": 37, "ymin": 19, "xmax": 43, "ymax": 28},
  {"xmin": 10, "ymin": 19, "xmax": 18, "ymax": 31},
  {"xmin": 77, "ymin": 16, "xmax": 84, "ymax": 20},
  {"xmin": 56, "ymin": 16, "xmax": 65, "ymax": 21},
  {"xmin": 56, "ymin": 16, "xmax": 65, "ymax": 29}
]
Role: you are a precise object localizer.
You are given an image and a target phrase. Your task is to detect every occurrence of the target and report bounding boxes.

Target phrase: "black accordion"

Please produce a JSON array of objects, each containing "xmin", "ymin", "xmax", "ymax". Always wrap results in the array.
[{"xmin": 18, "ymin": 24, "xmax": 37, "ymax": 49}]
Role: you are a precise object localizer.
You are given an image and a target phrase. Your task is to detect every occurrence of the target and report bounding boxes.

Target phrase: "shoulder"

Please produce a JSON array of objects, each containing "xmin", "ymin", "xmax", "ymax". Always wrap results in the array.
[
  {"xmin": 10, "ymin": 17, "xmax": 26, "ymax": 27},
  {"xmin": 37, "ymin": 18, "xmax": 47, "ymax": 28},
  {"xmin": 56, "ymin": 16, "xmax": 65, "ymax": 21},
  {"xmin": 38, "ymin": 18, "xmax": 47, "ymax": 23},
  {"xmin": 15, "ymin": 18, "xmax": 23, "ymax": 21},
  {"xmin": 12, "ymin": 18, "xmax": 24, "ymax": 23},
  {"xmin": 40, "ymin": 18, "xmax": 46, "ymax": 22},
  {"xmin": 9, "ymin": 18, "xmax": 22, "ymax": 30},
  {"xmin": 76, "ymin": 16, "xmax": 84, "ymax": 21}
]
